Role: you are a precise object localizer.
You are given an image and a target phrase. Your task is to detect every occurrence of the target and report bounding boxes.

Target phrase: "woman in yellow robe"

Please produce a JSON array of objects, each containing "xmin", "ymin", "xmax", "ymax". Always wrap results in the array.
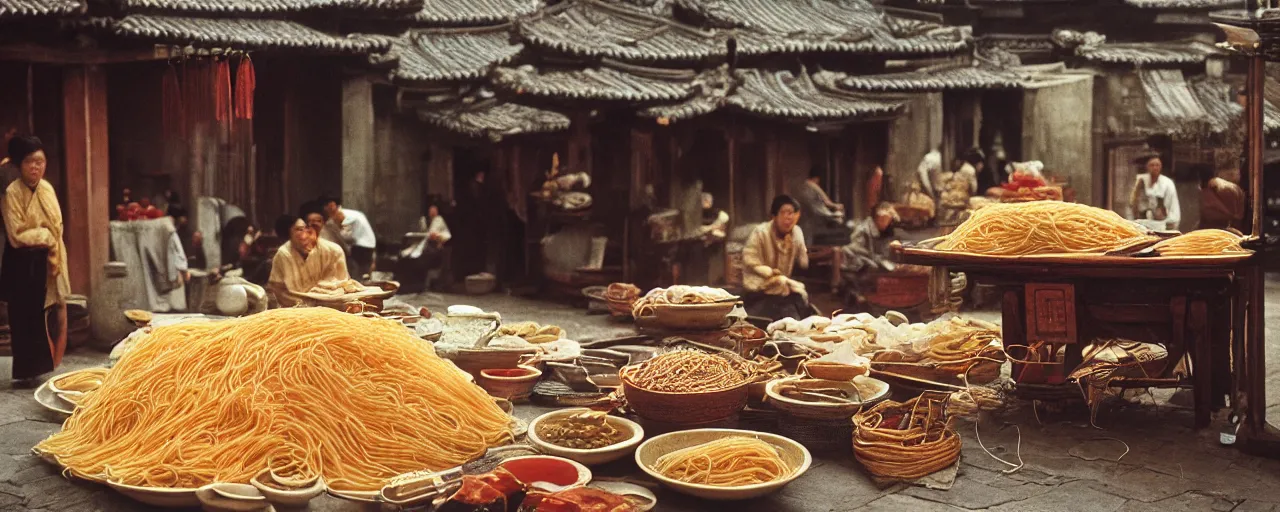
[
  {"xmin": 0, "ymin": 136, "xmax": 70, "ymax": 386},
  {"xmin": 267, "ymin": 217, "xmax": 350, "ymax": 308}
]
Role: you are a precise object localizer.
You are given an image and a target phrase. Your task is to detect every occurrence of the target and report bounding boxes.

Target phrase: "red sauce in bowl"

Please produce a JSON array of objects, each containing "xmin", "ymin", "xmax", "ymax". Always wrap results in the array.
[{"xmin": 499, "ymin": 457, "xmax": 581, "ymax": 487}]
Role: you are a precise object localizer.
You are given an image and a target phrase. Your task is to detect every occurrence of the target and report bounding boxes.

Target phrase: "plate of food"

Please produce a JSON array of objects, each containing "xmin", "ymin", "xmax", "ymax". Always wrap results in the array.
[{"xmin": 635, "ymin": 428, "xmax": 811, "ymax": 500}]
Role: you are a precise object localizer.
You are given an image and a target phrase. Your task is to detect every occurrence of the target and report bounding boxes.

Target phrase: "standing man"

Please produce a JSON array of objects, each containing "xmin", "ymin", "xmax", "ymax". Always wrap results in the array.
[
  {"xmin": 1130, "ymin": 155, "xmax": 1181, "ymax": 231},
  {"xmin": 741, "ymin": 195, "xmax": 811, "ymax": 320},
  {"xmin": 320, "ymin": 195, "xmax": 376, "ymax": 281},
  {"xmin": 1195, "ymin": 163, "xmax": 1245, "ymax": 230}
]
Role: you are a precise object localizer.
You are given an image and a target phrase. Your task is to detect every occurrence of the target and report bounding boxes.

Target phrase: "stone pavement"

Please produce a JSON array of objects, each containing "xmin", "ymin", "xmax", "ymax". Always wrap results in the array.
[{"xmin": 0, "ymin": 278, "xmax": 1277, "ymax": 511}]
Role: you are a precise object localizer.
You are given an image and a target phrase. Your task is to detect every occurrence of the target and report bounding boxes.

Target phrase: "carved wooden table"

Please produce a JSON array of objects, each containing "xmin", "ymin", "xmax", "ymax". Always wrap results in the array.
[{"xmin": 896, "ymin": 247, "xmax": 1246, "ymax": 429}]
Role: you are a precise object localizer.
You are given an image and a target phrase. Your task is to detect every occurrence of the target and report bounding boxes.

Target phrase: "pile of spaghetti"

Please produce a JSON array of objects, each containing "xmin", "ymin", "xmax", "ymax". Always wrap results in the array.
[
  {"xmin": 853, "ymin": 393, "xmax": 961, "ymax": 480},
  {"xmin": 1150, "ymin": 229, "xmax": 1247, "ymax": 256},
  {"xmin": 621, "ymin": 350, "xmax": 746, "ymax": 393},
  {"xmin": 35, "ymin": 308, "xmax": 513, "ymax": 492},
  {"xmin": 935, "ymin": 202, "xmax": 1154, "ymax": 256},
  {"xmin": 653, "ymin": 437, "xmax": 792, "ymax": 487}
]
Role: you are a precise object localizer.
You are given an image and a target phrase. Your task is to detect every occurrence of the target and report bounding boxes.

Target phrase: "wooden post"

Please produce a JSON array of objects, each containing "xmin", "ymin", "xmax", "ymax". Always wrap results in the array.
[
  {"xmin": 341, "ymin": 75, "xmax": 375, "ymax": 212},
  {"xmin": 62, "ymin": 64, "xmax": 110, "ymax": 297}
]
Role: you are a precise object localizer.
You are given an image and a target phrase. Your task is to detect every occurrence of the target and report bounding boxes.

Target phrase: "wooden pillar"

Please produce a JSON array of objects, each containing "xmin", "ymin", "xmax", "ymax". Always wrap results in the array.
[
  {"xmin": 341, "ymin": 75, "xmax": 375, "ymax": 213},
  {"xmin": 62, "ymin": 64, "xmax": 110, "ymax": 297}
]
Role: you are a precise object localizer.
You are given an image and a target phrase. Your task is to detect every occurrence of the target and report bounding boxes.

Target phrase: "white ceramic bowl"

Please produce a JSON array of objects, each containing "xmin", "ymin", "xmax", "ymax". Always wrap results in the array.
[
  {"xmin": 634, "ymin": 429, "xmax": 812, "ymax": 501},
  {"xmin": 106, "ymin": 481, "xmax": 200, "ymax": 507},
  {"xmin": 195, "ymin": 483, "xmax": 268, "ymax": 512},
  {"xmin": 527, "ymin": 409, "xmax": 645, "ymax": 466},
  {"xmin": 250, "ymin": 470, "xmax": 325, "ymax": 508}
]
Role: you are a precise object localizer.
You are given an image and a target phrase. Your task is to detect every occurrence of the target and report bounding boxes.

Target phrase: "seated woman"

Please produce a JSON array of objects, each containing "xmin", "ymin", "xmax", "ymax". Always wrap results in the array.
[
  {"xmin": 741, "ymin": 195, "xmax": 812, "ymax": 320},
  {"xmin": 398, "ymin": 203, "xmax": 452, "ymax": 293},
  {"xmin": 267, "ymin": 216, "xmax": 350, "ymax": 308}
]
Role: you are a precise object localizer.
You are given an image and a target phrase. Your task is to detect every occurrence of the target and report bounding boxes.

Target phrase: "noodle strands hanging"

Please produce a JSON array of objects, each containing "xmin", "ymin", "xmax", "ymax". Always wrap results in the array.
[{"xmin": 35, "ymin": 308, "xmax": 513, "ymax": 492}]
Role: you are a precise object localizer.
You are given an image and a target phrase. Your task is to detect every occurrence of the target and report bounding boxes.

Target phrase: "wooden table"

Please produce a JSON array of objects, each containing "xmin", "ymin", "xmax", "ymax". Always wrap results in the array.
[{"xmin": 897, "ymin": 247, "xmax": 1248, "ymax": 429}]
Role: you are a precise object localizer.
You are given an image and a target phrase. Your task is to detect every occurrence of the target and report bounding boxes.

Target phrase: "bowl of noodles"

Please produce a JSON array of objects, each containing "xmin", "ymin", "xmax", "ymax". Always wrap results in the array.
[
  {"xmin": 635, "ymin": 429, "xmax": 811, "ymax": 500},
  {"xmin": 620, "ymin": 350, "xmax": 749, "ymax": 425}
]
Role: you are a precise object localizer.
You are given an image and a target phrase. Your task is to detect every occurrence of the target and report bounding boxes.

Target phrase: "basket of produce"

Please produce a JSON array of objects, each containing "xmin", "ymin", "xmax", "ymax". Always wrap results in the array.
[
  {"xmin": 604, "ymin": 283, "xmax": 642, "ymax": 318},
  {"xmin": 871, "ymin": 325, "xmax": 1004, "ymax": 385},
  {"xmin": 765, "ymin": 376, "xmax": 890, "ymax": 421},
  {"xmin": 631, "ymin": 285, "xmax": 738, "ymax": 317},
  {"xmin": 635, "ymin": 429, "xmax": 811, "ymax": 501},
  {"xmin": 527, "ymin": 409, "xmax": 645, "ymax": 466},
  {"xmin": 620, "ymin": 350, "xmax": 749, "ymax": 425},
  {"xmin": 476, "ymin": 366, "xmax": 542, "ymax": 401},
  {"xmin": 852, "ymin": 392, "xmax": 960, "ymax": 481}
]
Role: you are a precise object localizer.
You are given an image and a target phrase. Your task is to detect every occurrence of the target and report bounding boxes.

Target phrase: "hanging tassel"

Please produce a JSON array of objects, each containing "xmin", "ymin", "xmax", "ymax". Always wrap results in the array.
[
  {"xmin": 161, "ymin": 65, "xmax": 183, "ymax": 136},
  {"xmin": 215, "ymin": 57, "xmax": 232, "ymax": 123},
  {"xmin": 234, "ymin": 55, "xmax": 256, "ymax": 120}
]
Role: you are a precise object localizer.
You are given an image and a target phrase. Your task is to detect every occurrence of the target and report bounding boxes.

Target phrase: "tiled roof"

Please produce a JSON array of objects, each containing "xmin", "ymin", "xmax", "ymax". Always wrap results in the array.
[
  {"xmin": 418, "ymin": 98, "xmax": 571, "ymax": 140},
  {"xmin": 113, "ymin": 14, "xmax": 389, "ymax": 53},
  {"xmin": 675, "ymin": 0, "xmax": 970, "ymax": 57},
  {"xmin": 411, "ymin": 0, "xmax": 543, "ymax": 26},
  {"xmin": 1054, "ymin": 30, "xmax": 1223, "ymax": 65},
  {"xmin": 378, "ymin": 26, "xmax": 522, "ymax": 83},
  {"xmin": 637, "ymin": 65, "xmax": 736, "ymax": 121},
  {"xmin": 814, "ymin": 64, "xmax": 1031, "ymax": 92},
  {"xmin": 117, "ymin": 0, "xmax": 421, "ymax": 15},
  {"xmin": 1121, "ymin": 0, "xmax": 1242, "ymax": 8},
  {"xmin": 727, "ymin": 68, "xmax": 904, "ymax": 120},
  {"xmin": 0, "ymin": 0, "xmax": 84, "ymax": 19},
  {"xmin": 1187, "ymin": 76, "xmax": 1280, "ymax": 134},
  {"xmin": 491, "ymin": 61, "xmax": 704, "ymax": 102},
  {"xmin": 1138, "ymin": 68, "xmax": 1209, "ymax": 135},
  {"xmin": 517, "ymin": 0, "xmax": 727, "ymax": 62}
]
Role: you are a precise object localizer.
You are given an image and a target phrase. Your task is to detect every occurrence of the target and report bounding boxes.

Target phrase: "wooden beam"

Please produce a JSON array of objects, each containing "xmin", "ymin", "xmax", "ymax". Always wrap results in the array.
[
  {"xmin": 62, "ymin": 65, "xmax": 111, "ymax": 297},
  {"xmin": 0, "ymin": 44, "xmax": 170, "ymax": 65}
]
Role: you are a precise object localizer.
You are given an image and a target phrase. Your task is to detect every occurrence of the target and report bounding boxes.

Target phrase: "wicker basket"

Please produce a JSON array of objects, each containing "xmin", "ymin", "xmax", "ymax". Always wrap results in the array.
[
  {"xmin": 852, "ymin": 392, "xmax": 960, "ymax": 481},
  {"xmin": 621, "ymin": 373, "xmax": 748, "ymax": 425},
  {"xmin": 651, "ymin": 302, "xmax": 735, "ymax": 331}
]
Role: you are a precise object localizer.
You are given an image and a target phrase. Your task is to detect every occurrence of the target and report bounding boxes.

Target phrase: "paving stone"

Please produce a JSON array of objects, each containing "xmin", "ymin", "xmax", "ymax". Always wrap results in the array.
[
  {"xmin": 988, "ymin": 481, "xmax": 1129, "ymax": 512},
  {"xmin": 1085, "ymin": 468, "xmax": 1195, "ymax": 503},
  {"xmin": 1236, "ymin": 500, "xmax": 1280, "ymax": 512},
  {"xmin": 857, "ymin": 494, "xmax": 966, "ymax": 512},
  {"xmin": 1116, "ymin": 491, "xmax": 1234, "ymax": 512},
  {"xmin": 903, "ymin": 476, "xmax": 1051, "ymax": 509}
]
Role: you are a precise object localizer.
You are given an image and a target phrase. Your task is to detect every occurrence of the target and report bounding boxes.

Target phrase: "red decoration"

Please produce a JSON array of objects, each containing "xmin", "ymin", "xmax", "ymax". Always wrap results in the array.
[
  {"xmin": 161, "ymin": 66, "xmax": 184, "ymax": 136},
  {"xmin": 234, "ymin": 57, "xmax": 256, "ymax": 120},
  {"xmin": 215, "ymin": 58, "xmax": 232, "ymax": 123}
]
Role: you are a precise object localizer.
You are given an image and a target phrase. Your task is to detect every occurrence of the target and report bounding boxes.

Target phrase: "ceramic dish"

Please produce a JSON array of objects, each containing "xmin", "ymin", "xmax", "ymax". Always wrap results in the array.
[
  {"xmin": 106, "ymin": 480, "xmax": 201, "ymax": 507},
  {"xmin": 527, "ymin": 409, "xmax": 644, "ymax": 465},
  {"xmin": 33, "ymin": 380, "xmax": 76, "ymax": 416},
  {"xmin": 250, "ymin": 470, "xmax": 325, "ymax": 508},
  {"xmin": 634, "ymin": 429, "xmax": 811, "ymax": 501},
  {"xmin": 587, "ymin": 481, "xmax": 657, "ymax": 511},
  {"xmin": 498, "ymin": 455, "xmax": 592, "ymax": 490},
  {"xmin": 765, "ymin": 376, "xmax": 890, "ymax": 421},
  {"xmin": 195, "ymin": 483, "xmax": 269, "ymax": 512}
]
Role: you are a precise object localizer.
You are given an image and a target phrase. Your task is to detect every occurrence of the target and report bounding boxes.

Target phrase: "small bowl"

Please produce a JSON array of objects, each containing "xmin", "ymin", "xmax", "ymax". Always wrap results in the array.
[
  {"xmin": 251, "ymin": 469, "xmax": 325, "ymax": 508},
  {"xmin": 477, "ymin": 366, "xmax": 543, "ymax": 401},
  {"xmin": 107, "ymin": 481, "xmax": 200, "ymax": 507},
  {"xmin": 527, "ymin": 408, "xmax": 645, "ymax": 465},
  {"xmin": 196, "ymin": 483, "xmax": 268, "ymax": 512},
  {"xmin": 634, "ymin": 429, "xmax": 811, "ymax": 501},
  {"xmin": 765, "ymin": 376, "xmax": 890, "ymax": 421},
  {"xmin": 498, "ymin": 455, "xmax": 592, "ymax": 489},
  {"xmin": 800, "ymin": 360, "xmax": 870, "ymax": 381}
]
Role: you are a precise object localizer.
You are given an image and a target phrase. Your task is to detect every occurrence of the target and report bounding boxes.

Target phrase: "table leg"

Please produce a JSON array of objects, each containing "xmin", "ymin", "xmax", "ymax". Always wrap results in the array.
[{"xmin": 1190, "ymin": 299, "xmax": 1211, "ymax": 429}]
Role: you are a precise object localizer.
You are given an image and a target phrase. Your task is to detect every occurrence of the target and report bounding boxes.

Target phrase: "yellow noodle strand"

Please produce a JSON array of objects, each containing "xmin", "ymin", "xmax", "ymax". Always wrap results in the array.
[
  {"xmin": 937, "ymin": 202, "xmax": 1155, "ymax": 256},
  {"xmin": 35, "ymin": 308, "xmax": 512, "ymax": 492},
  {"xmin": 1150, "ymin": 229, "xmax": 1247, "ymax": 256},
  {"xmin": 621, "ymin": 350, "xmax": 746, "ymax": 393},
  {"xmin": 653, "ymin": 437, "xmax": 791, "ymax": 486}
]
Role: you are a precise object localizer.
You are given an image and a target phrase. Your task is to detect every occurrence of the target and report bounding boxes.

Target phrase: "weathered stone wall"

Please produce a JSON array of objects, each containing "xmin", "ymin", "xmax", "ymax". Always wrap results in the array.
[
  {"xmin": 1022, "ymin": 74, "xmax": 1096, "ymax": 205},
  {"xmin": 884, "ymin": 93, "xmax": 943, "ymax": 202}
]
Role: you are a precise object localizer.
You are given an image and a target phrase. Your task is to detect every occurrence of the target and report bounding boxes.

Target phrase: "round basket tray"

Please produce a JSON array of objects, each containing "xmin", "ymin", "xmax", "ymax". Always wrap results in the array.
[
  {"xmin": 621, "ymin": 373, "xmax": 748, "ymax": 426},
  {"xmin": 297, "ymin": 285, "xmax": 397, "ymax": 310},
  {"xmin": 650, "ymin": 302, "xmax": 737, "ymax": 330}
]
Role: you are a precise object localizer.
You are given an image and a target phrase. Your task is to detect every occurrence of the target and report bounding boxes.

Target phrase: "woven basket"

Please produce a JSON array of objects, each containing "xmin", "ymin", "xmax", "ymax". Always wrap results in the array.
[
  {"xmin": 650, "ymin": 302, "xmax": 735, "ymax": 331},
  {"xmin": 621, "ymin": 371, "xmax": 748, "ymax": 425},
  {"xmin": 852, "ymin": 392, "xmax": 960, "ymax": 481}
]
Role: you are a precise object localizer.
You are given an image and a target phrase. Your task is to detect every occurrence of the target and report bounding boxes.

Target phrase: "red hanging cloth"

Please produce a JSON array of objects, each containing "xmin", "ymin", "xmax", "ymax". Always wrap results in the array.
[
  {"xmin": 234, "ymin": 56, "xmax": 255, "ymax": 120},
  {"xmin": 161, "ymin": 65, "xmax": 183, "ymax": 136},
  {"xmin": 215, "ymin": 58, "xmax": 232, "ymax": 123}
]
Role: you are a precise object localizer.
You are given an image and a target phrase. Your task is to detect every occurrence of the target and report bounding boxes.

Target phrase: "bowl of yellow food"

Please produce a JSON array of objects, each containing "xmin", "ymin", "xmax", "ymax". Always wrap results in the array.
[
  {"xmin": 634, "ymin": 429, "xmax": 811, "ymax": 501},
  {"xmin": 527, "ymin": 408, "xmax": 644, "ymax": 466}
]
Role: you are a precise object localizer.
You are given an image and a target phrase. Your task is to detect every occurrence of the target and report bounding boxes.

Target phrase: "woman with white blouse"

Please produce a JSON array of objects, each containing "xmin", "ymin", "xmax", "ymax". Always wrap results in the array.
[{"xmin": 1130, "ymin": 155, "xmax": 1181, "ymax": 231}]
